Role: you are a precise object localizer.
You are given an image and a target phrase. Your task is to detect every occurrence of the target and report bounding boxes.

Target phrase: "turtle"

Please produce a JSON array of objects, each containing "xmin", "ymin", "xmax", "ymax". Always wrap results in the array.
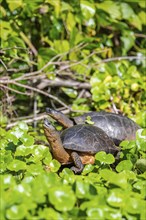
[
  {"xmin": 46, "ymin": 108, "xmax": 140, "ymax": 146},
  {"xmin": 44, "ymin": 119, "xmax": 119, "ymax": 174}
]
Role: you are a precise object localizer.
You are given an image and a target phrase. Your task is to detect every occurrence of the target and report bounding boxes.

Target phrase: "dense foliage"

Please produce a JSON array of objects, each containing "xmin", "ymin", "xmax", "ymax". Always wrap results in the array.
[
  {"xmin": 1, "ymin": 123, "xmax": 146, "ymax": 219},
  {"xmin": 0, "ymin": 0, "xmax": 146, "ymax": 219}
]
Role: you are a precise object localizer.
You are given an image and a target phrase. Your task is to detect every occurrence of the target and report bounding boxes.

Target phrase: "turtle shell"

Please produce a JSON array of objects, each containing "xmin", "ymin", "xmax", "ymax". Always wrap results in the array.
[
  {"xmin": 60, "ymin": 124, "xmax": 118, "ymax": 155},
  {"xmin": 74, "ymin": 112, "xmax": 140, "ymax": 146}
]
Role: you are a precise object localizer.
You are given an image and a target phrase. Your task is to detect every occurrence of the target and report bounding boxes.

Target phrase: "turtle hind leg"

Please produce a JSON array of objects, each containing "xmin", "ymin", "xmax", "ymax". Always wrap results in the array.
[{"xmin": 71, "ymin": 152, "xmax": 84, "ymax": 174}]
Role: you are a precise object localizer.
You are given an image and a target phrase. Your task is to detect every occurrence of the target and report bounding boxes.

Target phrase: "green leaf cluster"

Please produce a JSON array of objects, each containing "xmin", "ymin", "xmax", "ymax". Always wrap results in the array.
[
  {"xmin": 90, "ymin": 62, "xmax": 145, "ymax": 115},
  {"xmin": 1, "ymin": 123, "xmax": 146, "ymax": 219}
]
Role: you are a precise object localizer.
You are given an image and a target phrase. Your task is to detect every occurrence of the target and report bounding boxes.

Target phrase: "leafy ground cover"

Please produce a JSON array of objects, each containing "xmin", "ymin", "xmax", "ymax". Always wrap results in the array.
[{"xmin": 1, "ymin": 122, "xmax": 146, "ymax": 220}]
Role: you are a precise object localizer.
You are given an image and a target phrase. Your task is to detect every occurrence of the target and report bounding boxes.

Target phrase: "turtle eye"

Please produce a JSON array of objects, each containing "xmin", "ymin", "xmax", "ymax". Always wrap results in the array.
[{"xmin": 44, "ymin": 118, "xmax": 51, "ymax": 126}]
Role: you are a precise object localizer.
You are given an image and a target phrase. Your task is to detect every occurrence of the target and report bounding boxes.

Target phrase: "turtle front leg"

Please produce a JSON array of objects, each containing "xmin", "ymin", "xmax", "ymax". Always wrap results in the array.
[{"xmin": 71, "ymin": 152, "xmax": 84, "ymax": 174}]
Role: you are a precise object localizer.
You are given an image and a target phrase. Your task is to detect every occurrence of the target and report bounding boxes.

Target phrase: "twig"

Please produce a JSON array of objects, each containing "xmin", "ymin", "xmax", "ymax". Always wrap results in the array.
[
  {"xmin": 7, "ymin": 81, "xmax": 70, "ymax": 109},
  {"xmin": 93, "ymin": 56, "xmax": 146, "ymax": 66},
  {"xmin": 9, "ymin": 113, "xmax": 45, "ymax": 121},
  {"xmin": 6, "ymin": 114, "xmax": 47, "ymax": 129},
  {"xmin": 101, "ymin": 26, "xmax": 146, "ymax": 39},
  {"xmin": 0, "ymin": 59, "xmax": 8, "ymax": 70},
  {"xmin": 37, "ymin": 78, "xmax": 91, "ymax": 90},
  {"xmin": 0, "ymin": 46, "xmax": 29, "ymax": 51},
  {"xmin": 1, "ymin": 67, "xmax": 30, "ymax": 73},
  {"xmin": 56, "ymin": 49, "xmax": 110, "ymax": 75},
  {"xmin": 7, "ymin": 21, "xmax": 38, "ymax": 56},
  {"xmin": 110, "ymin": 96, "xmax": 120, "ymax": 114},
  {"xmin": 3, "ymin": 43, "xmax": 88, "ymax": 81},
  {"xmin": 19, "ymin": 32, "xmax": 38, "ymax": 56},
  {"xmin": 0, "ymin": 84, "xmax": 30, "ymax": 95},
  {"xmin": 7, "ymin": 54, "xmax": 67, "ymax": 81},
  {"xmin": 36, "ymin": 43, "xmax": 89, "ymax": 74},
  {"xmin": 134, "ymin": 33, "xmax": 146, "ymax": 38}
]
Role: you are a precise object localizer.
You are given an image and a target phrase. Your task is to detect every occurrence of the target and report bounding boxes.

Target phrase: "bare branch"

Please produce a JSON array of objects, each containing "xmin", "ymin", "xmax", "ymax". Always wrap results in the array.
[
  {"xmin": 5, "ymin": 81, "xmax": 70, "ymax": 109},
  {"xmin": 5, "ymin": 108, "xmax": 90, "ymax": 129},
  {"xmin": 0, "ymin": 59, "xmax": 8, "ymax": 70},
  {"xmin": 0, "ymin": 46, "xmax": 30, "ymax": 51},
  {"xmin": 56, "ymin": 49, "xmax": 110, "ymax": 75},
  {"xmin": 93, "ymin": 56, "xmax": 146, "ymax": 66},
  {"xmin": 2, "ymin": 43, "xmax": 88, "ymax": 81},
  {"xmin": 19, "ymin": 31, "xmax": 38, "ymax": 56},
  {"xmin": 0, "ymin": 84, "xmax": 31, "ymax": 95},
  {"xmin": 37, "ymin": 77, "xmax": 91, "ymax": 90},
  {"xmin": 6, "ymin": 113, "xmax": 47, "ymax": 129},
  {"xmin": 134, "ymin": 33, "xmax": 146, "ymax": 38}
]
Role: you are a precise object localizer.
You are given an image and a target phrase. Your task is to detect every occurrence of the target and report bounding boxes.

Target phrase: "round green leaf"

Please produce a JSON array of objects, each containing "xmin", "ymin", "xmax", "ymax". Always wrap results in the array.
[
  {"xmin": 75, "ymin": 180, "xmax": 90, "ymax": 199},
  {"xmin": 133, "ymin": 180, "xmax": 146, "ymax": 196},
  {"xmin": 105, "ymin": 154, "xmax": 115, "ymax": 164},
  {"xmin": 82, "ymin": 164, "xmax": 94, "ymax": 175},
  {"xmin": 15, "ymin": 145, "xmax": 35, "ymax": 156},
  {"xmin": 60, "ymin": 168, "xmax": 75, "ymax": 184},
  {"xmin": 32, "ymin": 145, "xmax": 49, "ymax": 161},
  {"xmin": 17, "ymin": 122, "xmax": 28, "ymax": 131},
  {"xmin": 6, "ymin": 132, "xmax": 19, "ymax": 145},
  {"xmin": 1, "ymin": 150, "xmax": 13, "ymax": 168},
  {"xmin": 75, "ymin": 180, "xmax": 97, "ymax": 199},
  {"xmin": 95, "ymin": 151, "xmax": 115, "ymax": 164},
  {"xmin": 20, "ymin": 134, "xmax": 34, "ymax": 146},
  {"xmin": 95, "ymin": 151, "xmax": 107, "ymax": 162},
  {"xmin": 60, "ymin": 168, "xmax": 74, "ymax": 177},
  {"xmin": 39, "ymin": 207, "xmax": 63, "ymax": 220},
  {"xmin": 125, "ymin": 197, "xmax": 141, "ymax": 214},
  {"xmin": 11, "ymin": 127, "xmax": 24, "ymax": 139},
  {"xmin": 47, "ymin": 159, "xmax": 61, "ymax": 172},
  {"xmin": 7, "ymin": 159, "xmax": 26, "ymax": 172},
  {"xmin": 107, "ymin": 191, "xmax": 124, "ymax": 207},
  {"xmin": 99, "ymin": 169, "xmax": 128, "ymax": 189},
  {"xmin": 26, "ymin": 163, "xmax": 44, "ymax": 176},
  {"xmin": 116, "ymin": 160, "xmax": 133, "ymax": 172},
  {"xmin": 1, "ymin": 174, "xmax": 15, "ymax": 189},
  {"xmin": 6, "ymin": 204, "xmax": 27, "ymax": 219},
  {"xmin": 43, "ymin": 151, "xmax": 52, "ymax": 165},
  {"xmin": 120, "ymin": 140, "xmax": 135, "ymax": 149},
  {"xmin": 87, "ymin": 207, "xmax": 105, "ymax": 219},
  {"xmin": 49, "ymin": 186, "xmax": 76, "ymax": 211}
]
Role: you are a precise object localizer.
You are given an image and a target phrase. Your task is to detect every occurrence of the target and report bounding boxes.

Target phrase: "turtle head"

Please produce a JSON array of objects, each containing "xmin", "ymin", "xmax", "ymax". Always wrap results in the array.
[
  {"xmin": 46, "ymin": 108, "xmax": 58, "ymax": 116},
  {"xmin": 44, "ymin": 117, "xmax": 51, "ymax": 127},
  {"xmin": 44, "ymin": 118, "xmax": 54, "ymax": 129},
  {"xmin": 44, "ymin": 118, "xmax": 58, "ymax": 137},
  {"xmin": 44, "ymin": 118, "xmax": 63, "ymax": 151},
  {"xmin": 46, "ymin": 108, "xmax": 74, "ymax": 128},
  {"xmin": 44, "ymin": 118, "xmax": 71, "ymax": 164}
]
